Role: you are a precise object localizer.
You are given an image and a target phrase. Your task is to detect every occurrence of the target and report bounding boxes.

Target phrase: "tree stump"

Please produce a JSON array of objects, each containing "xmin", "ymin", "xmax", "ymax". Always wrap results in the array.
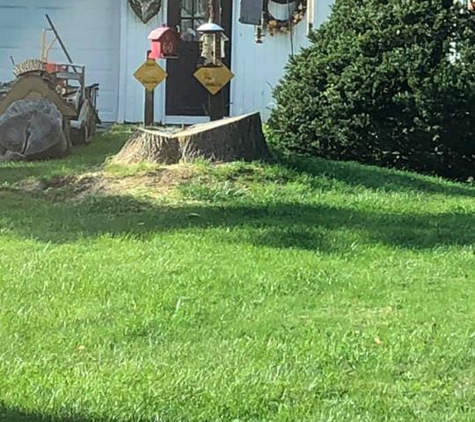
[{"xmin": 112, "ymin": 112, "xmax": 270, "ymax": 165}]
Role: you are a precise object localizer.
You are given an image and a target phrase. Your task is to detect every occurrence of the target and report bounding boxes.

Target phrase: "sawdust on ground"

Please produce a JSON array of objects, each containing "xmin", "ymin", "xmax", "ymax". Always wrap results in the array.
[{"xmin": 13, "ymin": 164, "xmax": 197, "ymax": 200}]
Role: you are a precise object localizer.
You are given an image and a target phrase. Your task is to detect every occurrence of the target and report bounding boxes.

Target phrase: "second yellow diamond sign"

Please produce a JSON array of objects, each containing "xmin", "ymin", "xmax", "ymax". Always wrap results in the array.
[
  {"xmin": 194, "ymin": 65, "xmax": 235, "ymax": 95},
  {"xmin": 134, "ymin": 59, "xmax": 168, "ymax": 92}
]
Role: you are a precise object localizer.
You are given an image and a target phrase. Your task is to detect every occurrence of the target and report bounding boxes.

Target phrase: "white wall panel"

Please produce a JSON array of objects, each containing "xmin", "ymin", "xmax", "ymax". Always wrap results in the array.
[
  {"xmin": 0, "ymin": 0, "xmax": 121, "ymax": 122},
  {"xmin": 0, "ymin": 0, "xmax": 335, "ymax": 123},
  {"xmin": 230, "ymin": 0, "xmax": 334, "ymax": 122}
]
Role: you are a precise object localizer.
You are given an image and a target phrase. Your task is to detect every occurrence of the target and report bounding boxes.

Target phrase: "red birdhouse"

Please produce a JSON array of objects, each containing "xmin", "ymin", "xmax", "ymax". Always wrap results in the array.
[{"xmin": 148, "ymin": 26, "xmax": 179, "ymax": 59}]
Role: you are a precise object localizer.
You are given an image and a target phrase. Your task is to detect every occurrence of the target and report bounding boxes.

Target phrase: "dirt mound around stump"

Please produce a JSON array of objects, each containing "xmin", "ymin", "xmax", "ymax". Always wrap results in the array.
[
  {"xmin": 9, "ymin": 165, "xmax": 198, "ymax": 201},
  {"xmin": 112, "ymin": 112, "xmax": 270, "ymax": 165}
]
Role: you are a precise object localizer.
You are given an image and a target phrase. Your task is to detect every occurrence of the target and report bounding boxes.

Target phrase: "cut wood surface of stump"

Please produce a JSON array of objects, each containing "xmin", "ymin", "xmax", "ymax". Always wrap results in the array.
[{"xmin": 113, "ymin": 112, "xmax": 270, "ymax": 165}]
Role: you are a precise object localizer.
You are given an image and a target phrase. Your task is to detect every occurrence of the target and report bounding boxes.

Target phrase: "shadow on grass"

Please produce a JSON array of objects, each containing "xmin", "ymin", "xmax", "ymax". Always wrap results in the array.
[
  {"xmin": 1, "ymin": 191, "xmax": 473, "ymax": 251},
  {"xmin": 0, "ymin": 405, "xmax": 185, "ymax": 422},
  {"xmin": 0, "ymin": 129, "xmax": 129, "ymax": 185},
  {"xmin": 281, "ymin": 156, "xmax": 475, "ymax": 198},
  {"xmin": 0, "ymin": 406, "xmax": 126, "ymax": 422}
]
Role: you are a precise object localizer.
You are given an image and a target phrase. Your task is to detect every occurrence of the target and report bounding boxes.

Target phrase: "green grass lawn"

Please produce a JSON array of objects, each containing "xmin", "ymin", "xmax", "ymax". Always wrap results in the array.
[{"xmin": 1, "ymin": 127, "xmax": 475, "ymax": 422}]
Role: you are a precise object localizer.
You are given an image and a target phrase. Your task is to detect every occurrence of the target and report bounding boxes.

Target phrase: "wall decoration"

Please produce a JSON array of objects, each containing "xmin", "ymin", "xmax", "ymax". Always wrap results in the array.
[
  {"xmin": 264, "ymin": 0, "xmax": 307, "ymax": 35},
  {"xmin": 129, "ymin": 0, "xmax": 162, "ymax": 24}
]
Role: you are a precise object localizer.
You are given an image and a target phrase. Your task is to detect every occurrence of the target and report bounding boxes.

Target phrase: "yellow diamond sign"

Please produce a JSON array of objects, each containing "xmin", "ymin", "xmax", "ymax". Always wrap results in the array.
[
  {"xmin": 134, "ymin": 59, "xmax": 167, "ymax": 92},
  {"xmin": 194, "ymin": 65, "xmax": 234, "ymax": 95}
]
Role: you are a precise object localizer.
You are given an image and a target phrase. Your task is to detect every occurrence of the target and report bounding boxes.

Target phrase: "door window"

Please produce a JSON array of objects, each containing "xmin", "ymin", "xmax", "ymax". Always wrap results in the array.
[{"xmin": 180, "ymin": 0, "xmax": 208, "ymax": 42}]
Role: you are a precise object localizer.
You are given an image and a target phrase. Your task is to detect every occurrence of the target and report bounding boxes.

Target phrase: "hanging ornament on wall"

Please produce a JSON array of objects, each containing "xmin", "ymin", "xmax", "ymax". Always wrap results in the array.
[
  {"xmin": 129, "ymin": 0, "xmax": 162, "ymax": 24},
  {"xmin": 264, "ymin": 0, "xmax": 307, "ymax": 35}
]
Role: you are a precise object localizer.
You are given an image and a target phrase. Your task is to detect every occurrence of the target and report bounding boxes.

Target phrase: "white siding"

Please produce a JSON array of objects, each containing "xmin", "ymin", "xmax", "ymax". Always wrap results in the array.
[
  {"xmin": 0, "ymin": 0, "xmax": 121, "ymax": 122},
  {"xmin": 120, "ymin": 0, "xmax": 334, "ymax": 124},
  {"xmin": 118, "ymin": 4, "xmax": 168, "ymax": 123},
  {"xmin": 315, "ymin": 0, "xmax": 334, "ymax": 29},
  {"xmin": 230, "ymin": 0, "xmax": 334, "ymax": 121},
  {"xmin": 0, "ymin": 0, "xmax": 334, "ymax": 123}
]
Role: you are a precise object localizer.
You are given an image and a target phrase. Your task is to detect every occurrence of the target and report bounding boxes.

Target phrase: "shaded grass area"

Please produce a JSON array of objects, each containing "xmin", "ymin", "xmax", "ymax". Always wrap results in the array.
[
  {"xmin": 0, "ymin": 407, "xmax": 99, "ymax": 422},
  {"xmin": 0, "ymin": 126, "xmax": 132, "ymax": 186},
  {"xmin": 1, "ymin": 192, "xmax": 475, "ymax": 251},
  {"xmin": 1, "ymin": 129, "xmax": 475, "ymax": 422}
]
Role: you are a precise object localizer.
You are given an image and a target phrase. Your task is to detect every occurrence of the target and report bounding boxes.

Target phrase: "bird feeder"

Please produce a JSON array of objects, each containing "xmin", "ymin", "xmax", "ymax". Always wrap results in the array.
[
  {"xmin": 148, "ymin": 26, "xmax": 179, "ymax": 60},
  {"xmin": 197, "ymin": 22, "xmax": 229, "ymax": 67}
]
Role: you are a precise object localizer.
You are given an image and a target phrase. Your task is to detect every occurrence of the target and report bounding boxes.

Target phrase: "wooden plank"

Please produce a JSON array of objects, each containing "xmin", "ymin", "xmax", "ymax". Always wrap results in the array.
[{"xmin": 144, "ymin": 51, "xmax": 155, "ymax": 126}]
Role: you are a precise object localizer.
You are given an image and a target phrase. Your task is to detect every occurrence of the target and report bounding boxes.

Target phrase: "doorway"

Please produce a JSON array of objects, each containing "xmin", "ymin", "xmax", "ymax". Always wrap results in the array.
[{"xmin": 165, "ymin": 0, "xmax": 233, "ymax": 117}]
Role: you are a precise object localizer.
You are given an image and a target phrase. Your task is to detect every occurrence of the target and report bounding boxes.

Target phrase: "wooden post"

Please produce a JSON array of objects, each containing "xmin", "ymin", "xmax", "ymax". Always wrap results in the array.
[
  {"xmin": 208, "ymin": 0, "xmax": 224, "ymax": 121},
  {"xmin": 209, "ymin": 92, "xmax": 224, "ymax": 121},
  {"xmin": 144, "ymin": 50, "xmax": 155, "ymax": 127}
]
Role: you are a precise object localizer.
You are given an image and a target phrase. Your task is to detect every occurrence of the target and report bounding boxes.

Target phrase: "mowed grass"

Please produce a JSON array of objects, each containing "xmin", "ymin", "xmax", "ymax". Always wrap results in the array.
[{"xmin": 1, "ymin": 128, "xmax": 475, "ymax": 422}]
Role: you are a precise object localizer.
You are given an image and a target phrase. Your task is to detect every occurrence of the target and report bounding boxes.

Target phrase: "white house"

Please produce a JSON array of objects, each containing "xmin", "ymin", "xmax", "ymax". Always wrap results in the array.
[{"xmin": 0, "ymin": 0, "xmax": 333, "ymax": 124}]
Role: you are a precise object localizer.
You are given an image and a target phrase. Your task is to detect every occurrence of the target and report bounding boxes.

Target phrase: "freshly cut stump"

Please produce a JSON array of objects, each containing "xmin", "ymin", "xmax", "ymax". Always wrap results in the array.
[
  {"xmin": 112, "ymin": 128, "xmax": 181, "ymax": 165},
  {"xmin": 113, "ymin": 112, "xmax": 270, "ymax": 165}
]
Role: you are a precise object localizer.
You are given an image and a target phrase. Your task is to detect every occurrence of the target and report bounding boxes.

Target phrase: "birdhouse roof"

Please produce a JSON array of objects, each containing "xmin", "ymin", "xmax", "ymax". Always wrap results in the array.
[
  {"xmin": 197, "ymin": 22, "xmax": 225, "ymax": 33},
  {"xmin": 148, "ymin": 27, "xmax": 176, "ymax": 40}
]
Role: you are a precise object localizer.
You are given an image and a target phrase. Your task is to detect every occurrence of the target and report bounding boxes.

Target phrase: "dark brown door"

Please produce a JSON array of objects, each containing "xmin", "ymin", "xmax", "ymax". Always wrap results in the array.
[{"xmin": 166, "ymin": 0, "xmax": 233, "ymax": 116}]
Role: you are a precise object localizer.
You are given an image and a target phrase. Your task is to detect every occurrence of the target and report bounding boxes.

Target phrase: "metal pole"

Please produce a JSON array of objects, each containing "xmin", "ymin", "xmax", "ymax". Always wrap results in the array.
[
  {"xmin": 208, "ymin": 0, "xmax": 222, "ymax": 23},
  {"xmin": 45, "ymin": 14, "xmax": 75, "ymax": 64},
  {"xmin": 208, "ymin": 0, "xmax": 215, "ymax": 22}
]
